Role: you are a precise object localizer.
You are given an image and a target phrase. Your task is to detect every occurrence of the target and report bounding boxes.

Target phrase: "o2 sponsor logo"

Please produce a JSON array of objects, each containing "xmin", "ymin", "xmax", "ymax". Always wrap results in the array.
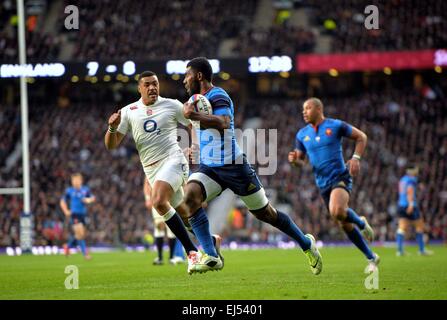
[{"xmin": 143, "ymin": 120, "xmax": 161, "ymax": 135}]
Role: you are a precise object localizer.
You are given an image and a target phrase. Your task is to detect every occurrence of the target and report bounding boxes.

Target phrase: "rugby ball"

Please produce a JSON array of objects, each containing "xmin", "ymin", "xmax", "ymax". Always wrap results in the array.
[{"xmin": 188, "ymin": 94, "xmax": 213, "ymax": 115}]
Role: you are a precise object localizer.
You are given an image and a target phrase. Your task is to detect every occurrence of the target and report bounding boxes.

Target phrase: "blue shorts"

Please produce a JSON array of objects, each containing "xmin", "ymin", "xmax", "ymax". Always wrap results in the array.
[
  {"xmin": 397, "ymin": 206, "xmax": 421, "ymax": 221},
  {"xmin": 320, "ymin": 171, "xmax": 353, "ymax": 210},
  {"xmin": 191, "ymin": 154, "xmax": 263, "ymax": 198},
  {"xmin": 70, "ymin": 214, "xmax": 86, "ymax": 225}
]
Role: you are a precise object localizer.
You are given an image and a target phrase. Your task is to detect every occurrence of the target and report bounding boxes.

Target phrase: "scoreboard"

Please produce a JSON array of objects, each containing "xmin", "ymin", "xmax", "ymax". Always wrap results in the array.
[{"xmin": 0, "ymin": 56, "xmax": 295, "ymax": 79}]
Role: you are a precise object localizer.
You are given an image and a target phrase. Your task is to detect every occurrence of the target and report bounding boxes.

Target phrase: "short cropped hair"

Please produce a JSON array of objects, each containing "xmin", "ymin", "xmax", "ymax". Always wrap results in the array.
[
  {"xmin": 186, "ymin": 57, "xmax": 213, "ymax": 82},
  {"xmin": 305, "ymin": 97, "xmax": 324, "ymax": 110},
  {"xmin": 138, "ymin": 71, "xmax": 157, "ymax": 82}
]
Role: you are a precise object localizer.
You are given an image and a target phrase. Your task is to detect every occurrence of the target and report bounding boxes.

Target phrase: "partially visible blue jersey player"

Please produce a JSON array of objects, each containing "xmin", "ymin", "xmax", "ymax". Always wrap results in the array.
[
  {"xmin": 181, "ymin": 57, "xmax": 322, "ymax": 275},
  {"xmin": 288, "ymin": 97, "xmax": 379, "ymax": 272},
  {"xmin": 60, "ymin": 172, "xmax": 95, "ymax": 260},
  {"xmin": 396, "ymin": 164, "xmax": 433, "ymax": 256}
]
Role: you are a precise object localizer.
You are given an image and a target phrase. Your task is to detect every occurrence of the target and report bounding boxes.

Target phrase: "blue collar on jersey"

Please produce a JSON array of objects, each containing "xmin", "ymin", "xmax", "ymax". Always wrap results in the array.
[{"xmin": 310, "ymin": 118, "xmax": 327, "ymax": 132}]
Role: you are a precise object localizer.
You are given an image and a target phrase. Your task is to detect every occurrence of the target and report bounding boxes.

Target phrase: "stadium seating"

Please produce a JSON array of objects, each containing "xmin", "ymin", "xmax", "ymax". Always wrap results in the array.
[
  {"xmin": 308, "ymin": 0, "xmax": 447, "ymax": 52},
  {"xmin": 1, "ymin": 0, "xmax": 445, "ymax": 247},
  {"xmin": 1, "ymin": 83, "xmax": 446, "ymax": 246},
  {"xmin": 231, "ymin": 25, "xmax": 316, "ymax": 56},
  {"xmin": 61, "ymin": 0, "xmax": 258, "ymax": 60},
  {"xmin": 2, "ymin": 0, "xmax": 446, "ymax": 62}
]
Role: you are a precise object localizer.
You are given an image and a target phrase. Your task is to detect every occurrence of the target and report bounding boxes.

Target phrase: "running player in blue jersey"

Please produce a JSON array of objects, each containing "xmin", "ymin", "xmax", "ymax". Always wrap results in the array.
[
  {"xmin": 60, "ymin": 173, "xmax": 95, "ymax": 260},
  {"xmin": 181, "ymin": 57, "xmax": 322, "ymax": 275},
  {"xmin": 288, "ymin": 98, "xmax": 379, "ymax": 272},
  {"xmin": 396, "ymin": 164, "xmax": 433, "ymax": 256}
]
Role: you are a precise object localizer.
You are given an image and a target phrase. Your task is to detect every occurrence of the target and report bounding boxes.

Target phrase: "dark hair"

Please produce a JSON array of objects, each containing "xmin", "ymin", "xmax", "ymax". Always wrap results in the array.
[
  {"xmin": 138, "ymin": 71, "xmax": 156, "ymax": 82},
  {"xmin": 187, "ymin": 57, "xmax": 213, "ymax": 82},
  {"xmin": 406, "ymin": 163, "xmax": 418, "ymax": 171}
]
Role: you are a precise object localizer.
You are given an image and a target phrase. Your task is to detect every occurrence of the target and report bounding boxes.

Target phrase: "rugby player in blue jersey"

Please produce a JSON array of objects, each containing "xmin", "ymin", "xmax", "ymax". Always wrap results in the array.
[
  {"xmin": 181, "ymin": 57, "xmax": 322, "ymax": 275},
  {"xmin": 396, "ymin": 164, "xmax": 433, "ymax": 256},
  {"xmin": 288, "ymin": 98, "xmax": 379, "ymax": 272},
  {"xmin": 60, "ymin": 173, "xmax": 96, "ymax": 260}
]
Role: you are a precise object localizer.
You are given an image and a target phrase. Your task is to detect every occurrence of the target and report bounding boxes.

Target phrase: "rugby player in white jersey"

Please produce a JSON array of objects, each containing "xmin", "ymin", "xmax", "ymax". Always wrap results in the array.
[{"xmin": 104, "ymin": 71, "xmax": 202, "ymax": 273}]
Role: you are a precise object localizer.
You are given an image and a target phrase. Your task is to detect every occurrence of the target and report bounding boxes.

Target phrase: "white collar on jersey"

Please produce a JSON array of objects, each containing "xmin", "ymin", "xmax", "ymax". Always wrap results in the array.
[{"xmin": 139, "ymin": 96, "xmax": 161, "ymax": 107}]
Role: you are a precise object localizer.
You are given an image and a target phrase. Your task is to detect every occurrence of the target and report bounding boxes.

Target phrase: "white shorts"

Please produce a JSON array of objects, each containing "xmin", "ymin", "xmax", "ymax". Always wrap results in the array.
[{"xmin": 144, "ymin": 152, "xmax": 189, "ymax": 208}]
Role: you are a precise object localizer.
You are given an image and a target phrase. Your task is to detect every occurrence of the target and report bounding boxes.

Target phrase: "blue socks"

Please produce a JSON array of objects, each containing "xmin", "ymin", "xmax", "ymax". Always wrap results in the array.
[
  {"xmin": 274, "ymin": 211, "xmax": 311, "ymax": 251},
  {"xmin": 416, "ymin": 232, "xmax": 425, "ymax": 253},
  {"xmin": 189, "ymin": 208, "xmax": 218, "ymax": 257},
  {"xmin": 345, "ymin": 208, "xmax": 365, "ymax": 230},
  {"xmin": 397, "ymin": 231, "xmax": 426, "ymax": 254},
  {"xmin": 174, "ymin": 239, "xmax": 185, "ymax": 259},
  {"xmin": 396, "ymin": 230, "xmax": 405, "ymax": 254},
  {"xmin": 78, "ymin": 240, "xmax": 87, "ymax": 256},
  {"xmin": 68, "ymin": 236, "xmax": 77, "ymax": 248},
  {"xmin": 345, "ymin": 227, "xmax": 375, "ymax": 260}
]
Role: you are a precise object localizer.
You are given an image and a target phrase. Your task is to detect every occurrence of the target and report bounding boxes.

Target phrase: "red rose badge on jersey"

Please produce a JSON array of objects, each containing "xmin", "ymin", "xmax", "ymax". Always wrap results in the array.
[{"xmin": 146, "ymin": 109, "xmax": 152, "ymax": 116}]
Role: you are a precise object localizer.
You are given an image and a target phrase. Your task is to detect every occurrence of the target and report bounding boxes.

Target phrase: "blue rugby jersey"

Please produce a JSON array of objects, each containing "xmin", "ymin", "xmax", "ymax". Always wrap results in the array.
[
  {"xmin": 398, "ymin": 175, "xmax": 418, "ymax": 207},
  {"xmin": 197, "ymin": 86, "xmax": 242, "ymax": 166},
  {"xmin": 62, "ymin": 186, "xmax": 92, "ymax": 214},
  {"xmin": 295, "ymin": 118, "xmax": 353, "ymax": 190}
]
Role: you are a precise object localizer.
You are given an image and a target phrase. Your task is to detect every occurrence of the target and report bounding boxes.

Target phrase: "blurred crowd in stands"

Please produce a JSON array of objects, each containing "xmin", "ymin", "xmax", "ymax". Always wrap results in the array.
[
  {"xmin": 1, "ymin": 0, "xmax": 446, "ymax": 248},
  {"xmin": 1, "ymin": 0, "xmax": 446, "ymax": 63},
  {"xmin": 231, "ymin": 25, "xmax": 316, "ymax": 56},
  {"xmin": 1, "ymin": 75, "xmax": 446, "ymax": 247},
  {"xmin": 59, "ymin": 0, "xmax": 257, "ymax": 61},
  {"xmin": 309, "ymin": 0, "xmax": 447, "ymax": 52},
  {"xmin": 237, "ymin": 88, "xmax": 447, "ymax": 243}
]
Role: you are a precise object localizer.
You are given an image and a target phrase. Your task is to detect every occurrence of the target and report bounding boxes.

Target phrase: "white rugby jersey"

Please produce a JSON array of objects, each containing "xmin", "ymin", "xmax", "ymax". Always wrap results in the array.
[{"xmin": 117, "ymin": 97, "xmax": 190, "ymax": 166}]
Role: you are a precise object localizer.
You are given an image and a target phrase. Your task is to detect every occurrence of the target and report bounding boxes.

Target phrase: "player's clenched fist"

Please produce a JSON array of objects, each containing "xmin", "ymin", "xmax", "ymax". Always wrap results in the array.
[
  {"xmin": 108, "ymin": 109, "xmax": 121, "ymax": 129},
  {"xmin": 346, "ymin": 158, "xmax": 360, "ymax": 177},
  {"xmin": 288, "ymin": 150, "xmax": 298, "ymax": 164}
]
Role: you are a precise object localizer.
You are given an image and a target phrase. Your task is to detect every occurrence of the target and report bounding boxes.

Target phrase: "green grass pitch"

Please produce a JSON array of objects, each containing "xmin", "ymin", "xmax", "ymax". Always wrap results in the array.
[{"xmin": 1, "ymin": 245, "xmax": 446, "ymax": 299}]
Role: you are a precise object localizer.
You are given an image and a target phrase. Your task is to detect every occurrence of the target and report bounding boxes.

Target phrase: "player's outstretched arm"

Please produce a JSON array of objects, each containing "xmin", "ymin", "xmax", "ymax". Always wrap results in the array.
[
  {"xmin": 183, "ymin": 101, "xmax": 230, "ymax": 131},
  {"xmin": 346, "ymin": 125, "xmax": 368, "ymax": 176},
  {"xmin": 288, "ymin": 149, "xmax": 306, "ymax": 167},
  {"xmin": 105, "ymin": 110, "xmax": 125, "ymax": 150},
  {"xmin": 59, "ymin": 198, "xmax": 71, "ymax": 217}
]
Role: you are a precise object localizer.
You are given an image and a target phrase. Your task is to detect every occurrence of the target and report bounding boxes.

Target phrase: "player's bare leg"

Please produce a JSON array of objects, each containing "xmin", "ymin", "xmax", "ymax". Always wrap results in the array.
[
  {"xmin": 152, "ymin": 180, "xmax": 200, "ymax": 274},
  {"xmin": 73, "ymin": 223, "xmax": 91, "ymax": 260},
  {"xmin": 396, "ymin": 218, "xmax": 409, "ymax": 256},
  {"xmin": 329, "ymin": 188, "xmax": 374, "ymax": 242},
  {"xmin": 249, "ymin": 203, "xmax": 322, "ymax": 275},
  {"xmin": 331, "ymin": 189, "xmax": 378, "ymax": 267}
]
